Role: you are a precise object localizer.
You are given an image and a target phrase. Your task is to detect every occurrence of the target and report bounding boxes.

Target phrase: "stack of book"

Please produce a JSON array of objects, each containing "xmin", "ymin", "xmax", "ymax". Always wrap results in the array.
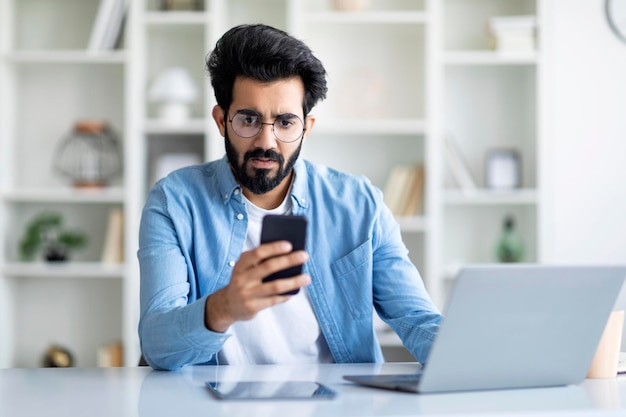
[
  {"xmin": 87, "ymin": 0, "xmax": 128, "ymax": 52},
  {"xmin": 382, "ymin": 164, "xmax": 425, "ymax": 217},
  {"xmin": 487, "ymin": 15, "xmax": 537, "ymax": 52}
]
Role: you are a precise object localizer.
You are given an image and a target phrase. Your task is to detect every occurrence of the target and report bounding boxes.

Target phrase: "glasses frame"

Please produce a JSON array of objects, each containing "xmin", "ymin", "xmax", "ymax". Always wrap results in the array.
[{"xmin": 227, "ymin": 110, "xmax": 306, "ymax": 143}]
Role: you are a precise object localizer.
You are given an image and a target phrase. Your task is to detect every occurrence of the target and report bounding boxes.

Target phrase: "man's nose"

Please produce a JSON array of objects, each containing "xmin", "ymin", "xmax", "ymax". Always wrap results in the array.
[{"xmin": 252, "ymin": 122, "xmax": 278, "ymax": 148}]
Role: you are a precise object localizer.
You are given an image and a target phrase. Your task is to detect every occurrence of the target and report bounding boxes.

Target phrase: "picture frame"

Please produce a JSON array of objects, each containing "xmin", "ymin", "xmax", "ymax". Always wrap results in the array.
[{"xmin": 485, "ymin": 149, "xmax": 521, "ymax": 190}]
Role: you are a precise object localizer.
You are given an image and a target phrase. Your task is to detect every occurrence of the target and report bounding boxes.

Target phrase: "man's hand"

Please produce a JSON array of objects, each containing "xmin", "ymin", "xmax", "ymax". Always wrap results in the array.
[{"xmin": 204, "ymin": 241, "xmax": 310, "ymax": 333}]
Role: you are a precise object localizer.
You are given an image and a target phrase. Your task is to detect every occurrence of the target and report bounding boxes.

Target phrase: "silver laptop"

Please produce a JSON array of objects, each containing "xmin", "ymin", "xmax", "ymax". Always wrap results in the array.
[{"xmin": 344, "ymin": 265, "xmax": 626, "ymax": 394}]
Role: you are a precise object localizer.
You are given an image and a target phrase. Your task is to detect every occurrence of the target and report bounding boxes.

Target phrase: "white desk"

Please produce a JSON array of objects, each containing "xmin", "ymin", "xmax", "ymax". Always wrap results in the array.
[{"xmin": 1, "ymin": 363, "xmax": 626, "ymax": 417}]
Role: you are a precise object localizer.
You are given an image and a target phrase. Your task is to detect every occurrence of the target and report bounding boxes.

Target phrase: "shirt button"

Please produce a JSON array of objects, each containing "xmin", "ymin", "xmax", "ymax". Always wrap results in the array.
[
  {"xmin": 228, "ymin": 260, "xmax": 235, "ymax": 267},
  {"xmin": 234, "ymin": 189, "xmax": 240, "ymax": 195},
  {"xmin": 224, "ymin": 193, "xmax": 229, "ymax": 199},
  {"xmin": 237, "ymin": 213, "xmax": 244, "ymax": 220}
]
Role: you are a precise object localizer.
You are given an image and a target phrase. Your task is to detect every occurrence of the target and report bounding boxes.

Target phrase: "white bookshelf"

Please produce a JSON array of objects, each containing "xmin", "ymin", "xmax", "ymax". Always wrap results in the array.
[
  {"xmin": 0, "ymin": 0, "xmax": 133, "ymax": 368},
  {"xmin": 439, "ymin": 0, "xmax": 543, "ymax": 306},
  {"xmin": 0, "ymin": 0, "xmax": 546, "ymax": 367}
]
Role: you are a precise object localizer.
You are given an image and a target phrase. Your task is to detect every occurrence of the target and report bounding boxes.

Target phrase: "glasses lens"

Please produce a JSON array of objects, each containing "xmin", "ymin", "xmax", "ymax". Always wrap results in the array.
[
  {"xmin": 231, "ymin": 112, "xmax": 262, "ymax": 138},
  {"xmin": 273, "ymin": 114, "xmax": 304, "ymax": 143}
]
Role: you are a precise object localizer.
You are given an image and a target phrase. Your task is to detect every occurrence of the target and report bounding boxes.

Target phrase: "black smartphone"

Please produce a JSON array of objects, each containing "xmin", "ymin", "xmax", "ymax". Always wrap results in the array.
[
  {"xmin": 206, "ymin": 380, "xmax": 336, "ymax": 400},
  {"xmin": 260, "ymin": 214, "xmax": 308, "ymax": 295}
]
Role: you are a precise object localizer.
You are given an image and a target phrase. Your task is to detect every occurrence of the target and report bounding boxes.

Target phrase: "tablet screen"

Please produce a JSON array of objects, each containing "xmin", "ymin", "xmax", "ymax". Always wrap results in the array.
[{"xmin": 206, "ymin": 381, "xmax": 337, "ymax": 400}]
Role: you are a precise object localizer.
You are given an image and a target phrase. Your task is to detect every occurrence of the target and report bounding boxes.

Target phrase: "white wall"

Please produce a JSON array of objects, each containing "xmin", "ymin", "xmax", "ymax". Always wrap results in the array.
[
  {"xmin": 544, "ymin": 0, "xmax": 626, "ymax": 348},
  {"xmin": 544, "ymin": 0, "xmax": 626, "ymax": 265}
]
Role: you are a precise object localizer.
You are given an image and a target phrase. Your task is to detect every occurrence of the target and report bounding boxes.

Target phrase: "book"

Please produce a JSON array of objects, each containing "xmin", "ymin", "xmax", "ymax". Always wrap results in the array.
[
  {"xmin": 383, "ymin": 165, "xmax": 411, "ymax": 215},
  {"xmin": 383, "ymin": 164, "xmax": 425, "ymax": 216},
  {"xmin": 443, "ymin": 135, "xmax": 478, "ymax": 192},
  {"xmin": 88, "ymin": 0, "xmax": 127, "ymax": 52},
  {"xmin": 487, "ymin": 15, "xmax": 536, "ymax": 52},
  {"xmin": 402, "ymin": 165, "xmax": 425, "ymax": 216},
  {"xmin": 102, "ymin": 0, "xmax": 128, "ymax": 50},
  {"xmin": 101, "ymin": 207, "xmax": 124, "ymax": 263}
]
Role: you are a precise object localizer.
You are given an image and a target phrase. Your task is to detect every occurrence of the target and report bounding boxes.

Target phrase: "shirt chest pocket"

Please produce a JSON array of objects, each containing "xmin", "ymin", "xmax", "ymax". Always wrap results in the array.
[{"xmin": 331, "ymin": 239, "xmax": 373, "ymax": 320}]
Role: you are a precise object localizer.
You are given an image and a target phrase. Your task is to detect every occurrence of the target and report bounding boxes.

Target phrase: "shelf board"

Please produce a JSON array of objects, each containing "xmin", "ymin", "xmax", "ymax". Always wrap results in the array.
[
  {"xmin": 2, "ymin": 262, "xmax": 125, "ymax": 279},
  {"xmin": 444, "ymin": 50, "xmax": 539, "ymax": 65},
  {"xmin": 305, "ymin": 11, "xmax": 428, "ymax": 24},
  {"xmin": 2, "ymin": 187, "xmax": 125, "ymax": 204},
  {"xmin": 314, "ymin": 119, "xmax": 427, "ymax": 135},
  {"xmin": 144, "ymin": 11, "xmax": 208, "ymax": 25},
  {"xmin": 5, "ymin": 50, "xmax": 126, "ymax": 64},
  {"xmin": 397, "ymin": 215, "xmax": 428, "ymax": 232},
  {"xmin": 444, "ymin": 188, "xmax": 539, "ymax": 205},
  {"xmin": 144, "ymin": 118, "xmax": 207, "ymax": 134}
]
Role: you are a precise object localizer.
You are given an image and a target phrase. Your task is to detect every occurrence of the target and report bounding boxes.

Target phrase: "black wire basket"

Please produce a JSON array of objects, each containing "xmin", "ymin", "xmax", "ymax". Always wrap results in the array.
[{"xmin": 53, "ymin": 121, "xmax": 123, "ymax": 187}]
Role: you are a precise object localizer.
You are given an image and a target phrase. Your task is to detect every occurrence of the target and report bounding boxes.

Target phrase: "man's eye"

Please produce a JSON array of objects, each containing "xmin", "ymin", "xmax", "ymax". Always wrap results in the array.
[
  {"xmin": 239, "ymin": 114, "xmax": 259, "ymax": 125},
  {"xmin": 276, "ymin": 117, "xmax": 298, "ymax": 128},
  {"xmin": 278, "ymin": 119, "xmax": 293, "ymax": 127}
]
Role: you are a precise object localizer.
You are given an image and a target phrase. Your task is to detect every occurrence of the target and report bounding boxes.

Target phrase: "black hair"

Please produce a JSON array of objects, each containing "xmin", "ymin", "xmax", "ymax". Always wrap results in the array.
[{"xmin": 206, "ymin": 24, "xmax": 327, "ymax": 116}]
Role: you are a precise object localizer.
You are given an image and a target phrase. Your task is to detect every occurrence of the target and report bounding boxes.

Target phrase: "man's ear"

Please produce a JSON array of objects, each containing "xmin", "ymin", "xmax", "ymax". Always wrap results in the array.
[
  {"xmin": 303, "ymin": 115, "xmax": 316, "ymax": 141},
  {"xmin": 212, "ymin": 105, "xmax": 226, "ymax": 137}
]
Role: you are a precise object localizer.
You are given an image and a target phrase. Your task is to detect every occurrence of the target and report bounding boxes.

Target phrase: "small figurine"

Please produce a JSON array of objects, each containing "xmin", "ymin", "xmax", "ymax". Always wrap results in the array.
[{"xmin": 42, "ymin": 344, "xmax": 74, "ymax": 368}]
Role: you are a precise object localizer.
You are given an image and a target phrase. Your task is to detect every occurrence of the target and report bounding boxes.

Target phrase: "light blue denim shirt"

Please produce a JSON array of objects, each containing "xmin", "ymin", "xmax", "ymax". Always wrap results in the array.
[{"xmin": 138, "ymin": 156, "xmax": 442, "ymax": 370}]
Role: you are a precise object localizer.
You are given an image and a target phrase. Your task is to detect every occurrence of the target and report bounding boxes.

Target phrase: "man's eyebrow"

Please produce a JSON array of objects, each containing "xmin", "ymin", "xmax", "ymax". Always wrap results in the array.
[
  {"xmin": 234, "ymin": 109, "xmax": 300, "ymax": 118},
  {"xmin": 233, "ymin": 108, "xmax": 259, "ymax": 115}
]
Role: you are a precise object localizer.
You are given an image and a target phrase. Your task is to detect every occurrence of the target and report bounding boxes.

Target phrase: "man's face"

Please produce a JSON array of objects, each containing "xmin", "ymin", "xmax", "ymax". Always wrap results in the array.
[{"xmin": 218, "ymin": 77, "xmax": 311, "ymax": 195}]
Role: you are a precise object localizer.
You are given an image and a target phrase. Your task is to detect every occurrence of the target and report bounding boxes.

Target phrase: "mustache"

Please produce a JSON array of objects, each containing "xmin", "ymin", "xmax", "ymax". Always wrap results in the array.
[{"xmin": 244, "ymin": 148, "xmax": 284, "ymax": 164}]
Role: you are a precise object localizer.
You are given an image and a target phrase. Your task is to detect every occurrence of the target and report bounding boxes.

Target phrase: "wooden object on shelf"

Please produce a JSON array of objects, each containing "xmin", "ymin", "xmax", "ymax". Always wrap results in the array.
[
  {"xmin": 101, "ymin": 207, "xmax": 124, "ymax": 264},
  {"xmin": 42, "ymin": 344, "xmax": 75, "ymax": 368},
  {"xmin": 97, "ymin": 341, "xmax": 123, "ymax": 367}
]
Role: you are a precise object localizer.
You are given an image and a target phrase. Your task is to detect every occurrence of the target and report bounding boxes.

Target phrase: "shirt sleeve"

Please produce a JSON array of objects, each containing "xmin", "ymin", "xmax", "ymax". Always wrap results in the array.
[
  {"xmin": 137, "ymin": 184, "xmax": 229, "ymax": 370},
  {"xmin": 370, "ymin": 186, "xmax": 443, "ymax": 364}
]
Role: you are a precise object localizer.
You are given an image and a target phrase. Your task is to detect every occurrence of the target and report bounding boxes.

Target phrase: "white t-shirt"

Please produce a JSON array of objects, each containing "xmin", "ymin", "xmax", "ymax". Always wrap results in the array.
[{"xmin": 218, "ymin": 189, "xmax": 333, "ymax": 364}]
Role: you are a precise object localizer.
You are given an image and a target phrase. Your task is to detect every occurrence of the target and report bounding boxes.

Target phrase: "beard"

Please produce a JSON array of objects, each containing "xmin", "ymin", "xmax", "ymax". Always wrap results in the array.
[{"xmin": 225, "ymin": 129, "xmax": 302, "ymax": 195}]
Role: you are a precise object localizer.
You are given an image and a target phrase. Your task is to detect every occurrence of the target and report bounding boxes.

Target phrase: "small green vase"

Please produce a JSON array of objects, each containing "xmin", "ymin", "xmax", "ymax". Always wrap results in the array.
[{"xmin": 495, "ymin": 216, "xmax": 525, "ymax": 263}]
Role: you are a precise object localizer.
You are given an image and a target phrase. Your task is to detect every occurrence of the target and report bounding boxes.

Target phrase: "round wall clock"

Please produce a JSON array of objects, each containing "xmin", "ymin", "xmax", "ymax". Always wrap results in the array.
[{"xmin": 606, "ymin": 0, "xmax": 626, "ymax": 43}]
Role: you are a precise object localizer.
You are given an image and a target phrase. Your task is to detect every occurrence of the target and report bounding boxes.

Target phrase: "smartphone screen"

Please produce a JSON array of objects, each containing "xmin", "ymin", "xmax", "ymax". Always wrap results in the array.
[
  {"xmin": 260, "ymin": 215, "xmax": 308, "ymax": 294},
  {"xmin": 206, "ymin": 380, "xmax": 336, "ymax": 400}
]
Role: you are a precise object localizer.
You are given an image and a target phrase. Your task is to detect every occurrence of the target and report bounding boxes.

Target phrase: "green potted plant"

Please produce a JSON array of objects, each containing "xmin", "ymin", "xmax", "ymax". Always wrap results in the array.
[{"xmin": 19, "ymin": 212, "xmax": 88, "ymax": 262}]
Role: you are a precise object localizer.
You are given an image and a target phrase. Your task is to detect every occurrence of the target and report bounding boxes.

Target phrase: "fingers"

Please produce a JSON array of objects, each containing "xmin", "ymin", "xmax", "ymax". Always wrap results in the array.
[
  {"xmin": 204, "ymin": 242, "xmax": 311, "ymax": 332},
  {"xmin": 262, "ymin": 273, "xmax": 311, "ymax": 295},
  {"xmin": 237, "ymin": 240, "xmax": 293, "ymax": 270},
  {"xmin": 257, "ymin": 250, "xmax": 308, "ymax": 278},
  {"xmin": 205, "ymin": 273, "xmax": 311, "ymax": 332}
]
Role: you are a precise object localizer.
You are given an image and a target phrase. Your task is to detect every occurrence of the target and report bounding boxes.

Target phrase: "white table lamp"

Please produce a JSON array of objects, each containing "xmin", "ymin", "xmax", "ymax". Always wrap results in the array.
[{"xmin": 148, "ymin": 67, "xmax": 198, "ymax": 124}]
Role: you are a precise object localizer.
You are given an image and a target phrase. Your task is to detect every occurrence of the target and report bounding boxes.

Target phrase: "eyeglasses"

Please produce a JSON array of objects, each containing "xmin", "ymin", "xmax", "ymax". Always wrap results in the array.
[{"xmin": 228, "ymin": 110, "xmax": 305, "ymax": 143}]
